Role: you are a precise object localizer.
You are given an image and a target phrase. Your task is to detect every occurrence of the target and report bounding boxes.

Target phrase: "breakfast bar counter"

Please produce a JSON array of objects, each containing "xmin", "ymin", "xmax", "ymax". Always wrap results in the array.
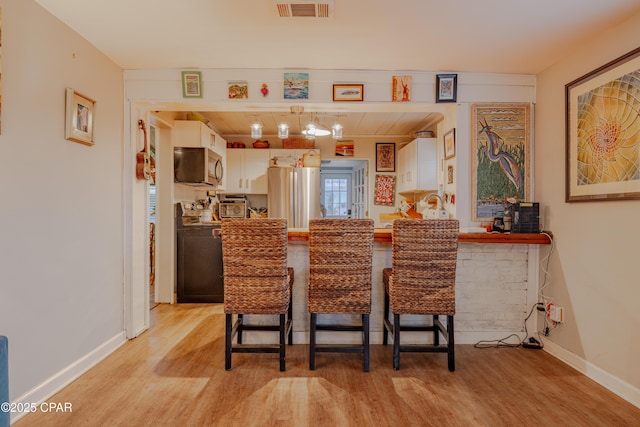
[
  {"xmin": 271, "ymin": 227, "xmax": 554, "ymax": 346},
  {"xmin": 287, "ymin": 228, "xmax": 553, "ymax": 245}
]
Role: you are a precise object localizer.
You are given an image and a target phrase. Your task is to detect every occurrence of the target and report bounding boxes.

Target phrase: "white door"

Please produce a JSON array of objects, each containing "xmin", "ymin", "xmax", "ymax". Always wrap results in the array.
[
  {"xmin": 352, "ymin": 162, "xmax": 368, "ymax": 219},
  {"xmin": 320, "ymin": 173, "xmax": 352, "ymax": 218}
]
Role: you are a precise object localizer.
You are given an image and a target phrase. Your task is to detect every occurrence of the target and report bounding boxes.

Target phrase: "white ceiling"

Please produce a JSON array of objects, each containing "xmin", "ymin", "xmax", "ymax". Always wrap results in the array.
[
  {"xmin": 34, "ymin": 0, "xmax": 640, "ymax": 74},
  {"xmin": 33, "ymin": 0, "xmax": 640, "ymax": 139}
]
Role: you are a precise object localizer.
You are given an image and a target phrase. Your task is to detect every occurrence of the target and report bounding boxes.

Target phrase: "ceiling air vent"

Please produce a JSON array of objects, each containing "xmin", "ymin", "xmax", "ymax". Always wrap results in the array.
[{"xmin": 274, "ymin": 1, "xmax": 334, "ymax": 18}]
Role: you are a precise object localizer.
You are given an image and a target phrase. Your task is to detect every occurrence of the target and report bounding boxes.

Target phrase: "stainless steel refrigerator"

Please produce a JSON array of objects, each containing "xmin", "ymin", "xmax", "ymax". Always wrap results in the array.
[{"xmin": 268, "ymin": 167, "xmax": 321, "ymax": 228}]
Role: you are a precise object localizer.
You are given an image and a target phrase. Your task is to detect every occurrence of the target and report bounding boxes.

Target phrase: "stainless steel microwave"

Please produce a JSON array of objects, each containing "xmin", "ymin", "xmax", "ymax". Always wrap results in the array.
[{"xmin": 174, "ymin": 147, "xmax": 223, "ymax": 186}]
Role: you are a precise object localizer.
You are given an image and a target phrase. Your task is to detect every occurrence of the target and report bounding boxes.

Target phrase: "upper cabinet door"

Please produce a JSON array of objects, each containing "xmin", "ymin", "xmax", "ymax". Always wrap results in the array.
[
  {"xmin": 224, "ymin": 149, "xmax": 270, "ymax": 194},
  {"xmin": 397, "ymin": 138, "xmax": 437, "ymax": 194}
]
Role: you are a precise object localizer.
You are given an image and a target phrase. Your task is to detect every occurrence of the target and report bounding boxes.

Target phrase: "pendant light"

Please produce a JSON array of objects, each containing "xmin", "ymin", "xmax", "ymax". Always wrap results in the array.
[
  {"xmin": 250, "ymin": 121, "xmax": 263, "ymax": 139},
  {"xmin": 277, "ymin": 122, "xmax": 289, "ymax": 139},
  {"xmin": 332, "ymin": 123, "xmax": 343, "ymax": 139}
]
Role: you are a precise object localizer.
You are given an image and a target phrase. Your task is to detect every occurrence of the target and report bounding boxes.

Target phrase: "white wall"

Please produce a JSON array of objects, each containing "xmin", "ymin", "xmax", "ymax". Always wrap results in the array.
[
  {"xmin": 0, "ymin": 0, "xmax": 125, "ymax": 410},
  {"xmin": 536, "ymin": 10, "xmax": 640, "ymax": 403}
]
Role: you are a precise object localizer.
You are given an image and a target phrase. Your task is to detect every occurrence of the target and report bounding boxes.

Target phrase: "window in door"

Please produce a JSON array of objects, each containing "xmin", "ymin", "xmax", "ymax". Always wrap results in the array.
[{"xmin": 321, "ymin": 173, "xmax": 352, "ymax": 218}]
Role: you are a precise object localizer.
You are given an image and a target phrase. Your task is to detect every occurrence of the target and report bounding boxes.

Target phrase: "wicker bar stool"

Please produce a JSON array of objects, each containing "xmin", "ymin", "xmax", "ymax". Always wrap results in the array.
[
  {"xmin": 221, "ymin": 218, "xmax": 293, "ymax": 372},
  {"xmin": 308, "ymin": 218, "xmax": 374, "ymax": 372},
  {"xmin": 382, "ymin": 219, "xmax": 459, "ymax": 371}
]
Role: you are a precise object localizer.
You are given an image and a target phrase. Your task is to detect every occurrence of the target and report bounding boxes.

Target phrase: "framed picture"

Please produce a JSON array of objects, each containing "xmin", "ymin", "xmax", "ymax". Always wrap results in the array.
[
  {"xmin": 228, "ymin": 81, "xmax": 248, "ymax": 99},
  {"xmin": 181, "ymin": 71, "xmax": 202, "ymax": 98},
  {"xmin": 471, "ymin": 103, "xmax": 530, "ymax": 221},
  {"xmin": 374, "ymin": 175, "xmax": 396, "ymax": 206},
  {"xmin": 65, "ymin": 88, "xmax": 95, "ymax": 146},
  {"xmin": 284, "ymin": 72, "xmax": 309, "ymax": 99},
  {"xmin": 566, "ymin": 46, "xmax": 640, "ymax": 202},
  {"xmin": 447, "ymin": 165, "xmax": 454, "ymax": 184},
  {"xmin": 436, "ymin": 74, "xmax": 457, "ymax": 103},
  {"xmin": 335, "ymin": 140, "xmax": 354, "ymax": 156},
  {"xmin": 444, "ymin": 128, "xmax": 456, "ymax": 159},
  {"xmin": 392, "ymin": 75, "xmax": 412, "ymax": 102},
  {"xmin": 333, "ymin": 84, "xmax": 363, "ymax": 101},
  {"xmin": 376, "ymin": 142, "xmax": 395, "ymax": 172}
]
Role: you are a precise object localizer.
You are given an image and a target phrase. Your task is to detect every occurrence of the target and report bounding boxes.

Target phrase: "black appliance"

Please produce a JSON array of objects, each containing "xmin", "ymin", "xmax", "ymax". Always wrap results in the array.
[
  {"xmin": 174, "ymin": 147, "xmax": 223, "ymax": 186},
  {"xmin": 176, "ymin": 204, "xmax": 224, "ymax": 303},
  {"xmin": 512, "ymin": 202, "xmax": 540, "ymax": 233}
]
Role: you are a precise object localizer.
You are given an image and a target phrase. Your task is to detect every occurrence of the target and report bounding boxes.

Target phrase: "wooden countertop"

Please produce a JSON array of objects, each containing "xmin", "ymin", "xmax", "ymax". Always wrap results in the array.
[{"xmin": 288, "ymin": 228, "xmax": 553, "ymax": 244}]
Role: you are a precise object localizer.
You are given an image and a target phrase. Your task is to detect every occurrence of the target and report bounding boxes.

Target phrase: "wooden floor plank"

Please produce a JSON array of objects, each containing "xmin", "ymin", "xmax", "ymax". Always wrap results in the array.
[{"xmin": 15, "ymin": 304, "xmax": 640, "ymax": 426}]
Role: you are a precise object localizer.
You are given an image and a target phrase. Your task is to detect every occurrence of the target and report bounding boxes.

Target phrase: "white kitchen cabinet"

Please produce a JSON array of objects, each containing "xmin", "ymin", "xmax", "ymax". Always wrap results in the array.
[
  {"xmin": 172, "ymin": 120, "xmax": 226, "ymax": 157},
  {"xmin": 225, "ymin": 149, "xmax": 270, "ymax": 194},
  {"xmin": 396, "ymin": 138, "xmax": 437, "ymax": 194}
]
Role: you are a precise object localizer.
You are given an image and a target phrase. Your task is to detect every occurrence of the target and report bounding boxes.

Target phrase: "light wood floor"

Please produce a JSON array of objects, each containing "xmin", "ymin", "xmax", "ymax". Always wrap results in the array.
[{"xmin": 16, "ymin": 304, "xmax": 639, "ymax": 426}]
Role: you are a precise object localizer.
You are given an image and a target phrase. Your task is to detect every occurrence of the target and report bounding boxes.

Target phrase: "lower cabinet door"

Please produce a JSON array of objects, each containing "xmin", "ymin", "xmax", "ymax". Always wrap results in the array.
[{"xmin": 176, "ymin": 228, "xmax": 224, "ymax": 303}]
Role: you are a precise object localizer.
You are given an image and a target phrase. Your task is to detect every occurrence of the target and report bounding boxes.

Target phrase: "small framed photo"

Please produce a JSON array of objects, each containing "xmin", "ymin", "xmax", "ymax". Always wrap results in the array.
[
  {"xmin": 333, "ymin": 84, "xmax": 363, "ymax": 101},
  {"xmin": 436, "ymin": 74, "xmax": 457, "ymax": 103},
  {"xmin": 228, "ymin": 81, "xmax": 248, "ymax": 99},
  {"xmin": 443, "ymin": 128, "xmax": 456, "ymax": 159},
  {"xmin": 392, "ymin": 75, "xmax": 412, "ymax": 102},
  {"xmin": 65, "ymin": 88, "xmax": 95, "ymax": 146},
  {"xmin": 181, "ymin": 71, "xmax": 202, "ymax": 98},
  {"xmin": 376, "ymin": 142, "xmax": 395, "ymax": 172},
  {"xmin": 284, "ymin": 72, "xmax": 309, "ymax": 99}
]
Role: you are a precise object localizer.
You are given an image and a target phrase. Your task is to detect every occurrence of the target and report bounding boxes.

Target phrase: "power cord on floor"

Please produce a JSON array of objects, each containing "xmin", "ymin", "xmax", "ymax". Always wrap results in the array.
[
  {"xmin": 474, "ymin": 232, "xmax": 555, "ymax": 350},
  {"xmin": 474, "ymin": 303, "xmax": 542, "ymax": 349}
]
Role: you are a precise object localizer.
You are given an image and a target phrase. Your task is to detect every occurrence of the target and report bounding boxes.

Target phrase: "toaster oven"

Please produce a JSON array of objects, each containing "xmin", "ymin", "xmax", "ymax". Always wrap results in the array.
[{"xmin": 219, "ymin": 200, "xmax": 247, "ymax": 218}]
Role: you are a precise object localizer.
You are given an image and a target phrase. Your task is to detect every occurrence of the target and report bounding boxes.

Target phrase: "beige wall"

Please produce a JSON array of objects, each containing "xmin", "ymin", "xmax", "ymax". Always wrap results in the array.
[
  {"xmin": 0, "ymin": 0, "xmax": 124, "ymax": 403},
  {"xmin": 536, "ymin": 11, "xmax": 640, "ymax": 396}
]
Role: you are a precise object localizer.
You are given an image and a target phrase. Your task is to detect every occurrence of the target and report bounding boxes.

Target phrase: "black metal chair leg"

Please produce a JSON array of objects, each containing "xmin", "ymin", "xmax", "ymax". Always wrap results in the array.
[
  {"xmin": 447, "ymin": 315, "xmax": 455, "ymax": 372},
  {"xmin": 309, "ymin": 313, "xmax": 317, "ymax": 370},
  {"xmin": 288, "ymin": 298, "xmax": 293, "ymax": 345},
  {"xmin": 225, "ymin": 314, "xmax": 232, "ymax": 370},
  {"xmin": 433, "ymin": 314, "xmax": 440, "ymax": 346},
  {"xmin": 279, "ymin": 314, "xmax": 286, "ymax": 372},
  {"xmin": 383, "ymin": 290, "xmax": 390, "ymax": 345},
  {"xmin": 363, "ymin": 314, "xmax": 370, "ymax": 372},
  {"xmin": 237, "ymin": 314, "xmax": 244, "ymax": 344},
  {"xmin": 393, "ymin": 313, "xmax": 400, "ymax": 370}
]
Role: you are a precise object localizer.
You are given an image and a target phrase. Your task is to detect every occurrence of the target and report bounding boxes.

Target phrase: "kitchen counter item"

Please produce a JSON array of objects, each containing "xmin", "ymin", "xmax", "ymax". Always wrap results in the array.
[{"xmin": 302, "ymin": 150, "xmax": 321, "ymax": 167}]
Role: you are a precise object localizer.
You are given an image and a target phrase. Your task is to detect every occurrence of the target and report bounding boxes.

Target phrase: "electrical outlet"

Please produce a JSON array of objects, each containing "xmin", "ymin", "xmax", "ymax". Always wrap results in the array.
[{"xmin": 547, "ymin": 303, "xmax": 564, "ymax": 323}]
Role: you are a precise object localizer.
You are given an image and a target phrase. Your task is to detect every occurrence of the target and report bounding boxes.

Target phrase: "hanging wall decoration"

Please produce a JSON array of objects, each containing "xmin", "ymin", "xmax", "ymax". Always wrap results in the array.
[
  {"xmin": 565, "ymin": 46, "xmax": 640, "ymax": 202},
  {"xmin": 436, "ymin": 74, "xmax": 458, "ymax": 103},
  {"xmin": 284, "ymin": 72, "xmax": 309, "ymax": 99},
  {"xmin": 376, "ymin": 142, "xmax": 395, "ymax": 172},
  {"xmin": 228, "ymin": 81, "xmax": 248, "ymax": 99},
  {"xmin": 65, "ymin": 88, "xmax": 95, "ymax": 146},
  {"xmin": 374, "ymin": 175, "xmax": 396, "ymax": 206},
  {"xmin": 392, "ymin": 75, "xmax": 412, "ymax": 102},
  {"xmin": 0, "ymin": 7, "xmax": 3, "ymax": 134},
  {"xmin": 335, "ymin": 140, "xmax": 354, "ymax": 156},
  {"xmin": 471, "ymin": 103, "xmax": 530, "ymax": 221},
  {"xmin": 181, "ymin": 71, "xmax": 202, "ymax": 98}
]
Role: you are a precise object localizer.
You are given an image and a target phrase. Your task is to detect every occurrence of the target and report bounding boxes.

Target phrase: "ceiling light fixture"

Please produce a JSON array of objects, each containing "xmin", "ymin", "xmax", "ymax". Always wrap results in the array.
[
  {"xmin": 302, "ymin": 116, "xmax": 331, "ymax": 139},
  {"xmin": 277, "ymin": 122, "xmax": 289, "ymax": 139},
  {"xmin": 331, "ymin": 123, "xmax": 343, "ymax": 139},
  {"xmin": 250, "ymin": 121, "xmax": 263, "ymax": 139}
]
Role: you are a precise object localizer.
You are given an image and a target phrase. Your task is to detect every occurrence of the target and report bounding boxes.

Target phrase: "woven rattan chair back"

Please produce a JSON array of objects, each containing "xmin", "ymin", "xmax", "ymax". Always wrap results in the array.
[
  {"xmin": 390, "ymin": 219, "xmax": 459, "ymax": 315},
  {"xmin": 221, "ymin": 218, "xmax": 293, "ymax": 371},
  {"xmin": 308, "ymin": 218, "xmax": 374, "ymax": 371},
  {"xmin": 308, "ymin": 219, "xmax": 374, "ymax": 314},
  {"xmin": 222, "ymin": 218, "xmax": 289, "ymax": 315}
]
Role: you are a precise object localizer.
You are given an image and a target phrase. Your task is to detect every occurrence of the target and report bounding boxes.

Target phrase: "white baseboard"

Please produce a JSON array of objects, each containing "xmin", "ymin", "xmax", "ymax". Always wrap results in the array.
[
  {"xmin": 10, "ymin": 332, "xmax": 126, "ymax": 424},
  {"xmin": 542, "ymin": 339, "xmax": 640, "ymax": 409}
]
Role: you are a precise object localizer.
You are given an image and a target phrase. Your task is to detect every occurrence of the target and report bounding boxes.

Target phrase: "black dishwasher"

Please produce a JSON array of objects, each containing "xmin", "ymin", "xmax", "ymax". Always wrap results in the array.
[{"xmin": 176, "ymin": 204, "xmax": 224, "ymax": 303}]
